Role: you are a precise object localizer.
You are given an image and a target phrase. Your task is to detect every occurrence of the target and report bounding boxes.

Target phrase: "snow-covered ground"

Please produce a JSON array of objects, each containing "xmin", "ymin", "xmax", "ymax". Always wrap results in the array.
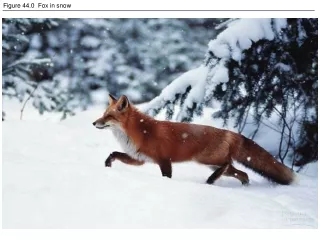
[{"xmin": 2, "ymin": 99, "xmax": 318, "ymax": 228}]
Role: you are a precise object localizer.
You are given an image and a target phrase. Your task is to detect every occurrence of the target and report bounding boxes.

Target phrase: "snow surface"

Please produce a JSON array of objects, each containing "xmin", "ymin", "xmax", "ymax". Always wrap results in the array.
[{"xmin": 2, "ymin": 99, "xmax": 318, "ymax": 228}]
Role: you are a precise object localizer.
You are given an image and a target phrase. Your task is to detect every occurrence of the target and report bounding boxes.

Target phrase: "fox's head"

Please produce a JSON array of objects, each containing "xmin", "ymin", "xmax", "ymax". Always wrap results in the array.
[{"xmin": 93, "ymin": 94, "xmax": 131, "ymax": 129}]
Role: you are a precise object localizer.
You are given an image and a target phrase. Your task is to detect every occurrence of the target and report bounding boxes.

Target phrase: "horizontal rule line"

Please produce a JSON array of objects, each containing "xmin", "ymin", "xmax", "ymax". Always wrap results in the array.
[{"xmin": 2, "ymin": 9, "xmax": 316, "ymax": 12}]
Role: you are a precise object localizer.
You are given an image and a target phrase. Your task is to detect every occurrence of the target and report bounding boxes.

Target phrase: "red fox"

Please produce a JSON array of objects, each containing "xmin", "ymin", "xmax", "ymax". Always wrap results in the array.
[{"xmin": 93, "ymin": 94, "xmax": 294, "ymax": 185}]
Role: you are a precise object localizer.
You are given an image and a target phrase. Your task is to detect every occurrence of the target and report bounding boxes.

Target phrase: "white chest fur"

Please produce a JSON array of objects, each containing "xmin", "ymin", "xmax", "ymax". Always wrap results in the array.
[{"xmin": 111, "ymin": 127, "xmax": 154, "ymax": 162}]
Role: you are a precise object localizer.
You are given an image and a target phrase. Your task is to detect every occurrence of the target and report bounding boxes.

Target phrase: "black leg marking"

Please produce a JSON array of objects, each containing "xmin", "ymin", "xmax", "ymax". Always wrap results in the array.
[
  {"xmin": 105, "ymin": 153, "xmax": 114, "ymax": 167},
  {"xmin": 206, "ymin": 164, "xmax": 229, "ymax": 184},
  {"xmin": 159, "ymin": 160, "xmax": 172, "ymax": 178}
]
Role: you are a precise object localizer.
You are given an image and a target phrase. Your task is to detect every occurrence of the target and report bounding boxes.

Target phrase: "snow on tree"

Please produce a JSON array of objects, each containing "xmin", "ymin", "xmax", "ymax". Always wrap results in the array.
[
  {"xmin": 2, "ymin": 18, "xmax": 74, "ymax": 120},
  {"xmin": 144, "ymin": 18, "xmax": 318, "ymax": 169},
  {"xmin": 10, "ymin": 18, "xmax": 218, "ymax": 113},
  {"xmin": 62, "ymin": 18, "xmax": 216, "ymax": 104},
  {"xmin": 3, "ymin": 18, "xmax": 218, "ymax": 118},
  {"xmin": 88, "ymin": 18, "xmax": 211, "ymax": 103}
]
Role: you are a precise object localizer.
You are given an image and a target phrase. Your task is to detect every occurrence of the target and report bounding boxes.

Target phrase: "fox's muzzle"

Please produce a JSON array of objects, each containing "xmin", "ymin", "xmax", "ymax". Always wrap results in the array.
[{"xmin": 92, "ymin": 121, "xmax": 110, "ymax": 129}]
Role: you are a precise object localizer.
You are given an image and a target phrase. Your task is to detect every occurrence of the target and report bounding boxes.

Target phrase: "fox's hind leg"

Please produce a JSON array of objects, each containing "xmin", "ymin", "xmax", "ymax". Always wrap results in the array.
[
  {"xmin": 206, "ymin": 164, "xmax": 230, "ymax": 184},
  {"xmin": 206, "ymin": 164, "xmax": 249, "ymax": 185},
  {"xmin": 224, "ymin": 165, "xmax": 249, "ymax": 185}
]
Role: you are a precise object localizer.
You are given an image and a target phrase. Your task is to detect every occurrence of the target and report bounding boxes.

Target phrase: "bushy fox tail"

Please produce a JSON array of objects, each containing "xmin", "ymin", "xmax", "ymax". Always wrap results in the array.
[{"xmin": 232, "ymin": 135, "xmax": 294, "ymax": 185}]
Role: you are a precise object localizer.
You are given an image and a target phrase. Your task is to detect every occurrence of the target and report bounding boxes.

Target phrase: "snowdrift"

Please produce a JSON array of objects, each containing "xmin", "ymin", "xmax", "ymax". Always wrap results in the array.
[{"xmin": 2, "ymin": 100, "xmax": 318, "ymax": 228}]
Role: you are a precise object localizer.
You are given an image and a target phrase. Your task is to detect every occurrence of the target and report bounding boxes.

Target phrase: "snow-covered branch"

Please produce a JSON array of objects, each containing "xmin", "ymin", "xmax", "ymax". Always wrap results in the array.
[{"xmin": 144, "ymin": 18, "xmax": 288, "ymax": 121}]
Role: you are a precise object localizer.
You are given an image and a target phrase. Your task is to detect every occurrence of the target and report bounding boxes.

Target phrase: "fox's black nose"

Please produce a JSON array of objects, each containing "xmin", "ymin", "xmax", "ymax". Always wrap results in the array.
[{"xmin": 92, "ymin": 122, "xmax": 96, "ymax": 126}]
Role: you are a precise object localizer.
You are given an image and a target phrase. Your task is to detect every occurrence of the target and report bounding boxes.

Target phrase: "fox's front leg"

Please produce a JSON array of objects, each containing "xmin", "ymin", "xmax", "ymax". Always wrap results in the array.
[
  {"xmin": 158, "ymin": 159, "xmax": 172, "ymax": 178},
  {"xmin": 105, "ymin": 151, "xmax": 145, "ymax": 167}
]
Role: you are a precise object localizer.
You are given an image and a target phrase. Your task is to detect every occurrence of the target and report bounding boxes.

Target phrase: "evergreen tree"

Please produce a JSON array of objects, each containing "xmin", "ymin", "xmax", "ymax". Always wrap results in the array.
[
  {"xmin": 7, "ymin": 18, "xmax": 218, "ymax": 113},
  {"xmin": 2, "ymin": 18, "xmax": 74, "ymax": 119},
  {"xmin": 146, "ymin": 18, "xmax": 318, "ymax": 169},
  {"xmin": 212, "ymin": 18, "xmax": 318, "ymax": 169}
]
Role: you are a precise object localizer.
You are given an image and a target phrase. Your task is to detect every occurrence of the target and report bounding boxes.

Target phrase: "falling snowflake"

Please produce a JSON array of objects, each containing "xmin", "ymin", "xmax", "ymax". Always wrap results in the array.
[{"xmin": 182, "ymin": 133, "xmax": 188, "ymax": 139}]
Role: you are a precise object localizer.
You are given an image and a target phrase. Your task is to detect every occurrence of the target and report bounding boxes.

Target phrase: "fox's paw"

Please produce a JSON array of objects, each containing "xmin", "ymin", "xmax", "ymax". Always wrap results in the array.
[
  {"xmin": 242, "ymin": 180, "xmax": 250, "ymax": 186},
  {"xmin": 105, "ymin": 157, "xmax": 112, "ymax": 167}
]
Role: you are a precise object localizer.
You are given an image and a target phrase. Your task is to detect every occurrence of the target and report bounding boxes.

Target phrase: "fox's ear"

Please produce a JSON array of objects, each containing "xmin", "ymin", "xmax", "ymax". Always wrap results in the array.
[
  {"xmin": 108, "ymin": 94, "xmax": 117, "ymax": 105},
  {"xmin": 117, "ymin": 95, "xmax": 129, "ymax": 111}
]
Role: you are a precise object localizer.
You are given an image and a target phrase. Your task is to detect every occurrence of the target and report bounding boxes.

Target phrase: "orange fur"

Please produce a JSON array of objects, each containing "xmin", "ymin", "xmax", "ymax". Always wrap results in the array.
[{"xmin": 93, "ymin": 95, "xmax": 294, "ymax": 185}]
